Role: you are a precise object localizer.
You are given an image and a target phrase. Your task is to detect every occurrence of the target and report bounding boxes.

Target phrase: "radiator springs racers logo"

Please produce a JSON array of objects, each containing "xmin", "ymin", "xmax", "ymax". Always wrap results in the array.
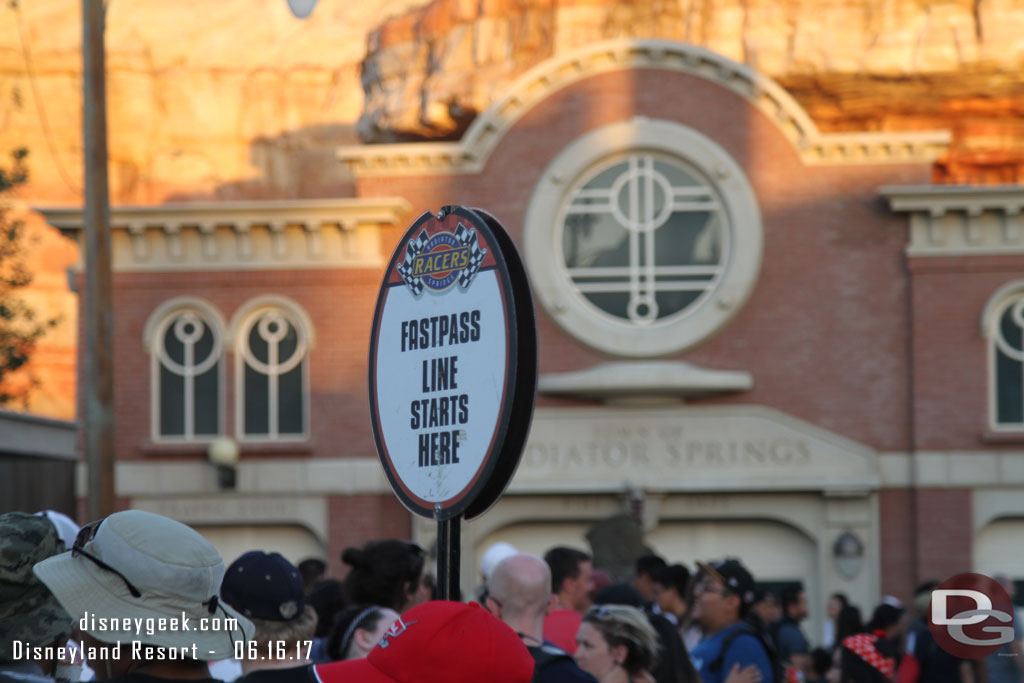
[{"xmin": 396, "ymin": 223, "xmax": 487, "ymax": 295}]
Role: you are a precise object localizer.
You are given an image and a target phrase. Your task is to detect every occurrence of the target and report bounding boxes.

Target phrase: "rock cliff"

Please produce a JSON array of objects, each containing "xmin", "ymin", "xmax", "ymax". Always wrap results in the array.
[
  {"xmin": 0, "ymin": 0, "xmax": 429, "ymax": 204},
  {"xmin": 362, "ymin": 0, "xmax": 1024, "ymax": 183},
  {"xmin": 2, "ymin": 0, "xmax": 1022, "ymax": 205}
]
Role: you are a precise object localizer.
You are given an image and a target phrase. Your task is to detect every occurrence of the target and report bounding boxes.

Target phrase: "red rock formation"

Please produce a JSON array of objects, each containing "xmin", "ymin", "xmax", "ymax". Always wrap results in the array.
[{"xmin": 361, "ymin": 0, "xmax": 1024, "ymax": 183}]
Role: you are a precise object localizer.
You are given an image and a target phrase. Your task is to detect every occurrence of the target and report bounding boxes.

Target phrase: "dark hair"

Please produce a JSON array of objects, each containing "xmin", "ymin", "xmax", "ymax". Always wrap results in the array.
[
  {"xmin": 342, "ymin": 540, "xmax": 425, "ymax": 611},
  {"xmin": 594, "ymin": 583, "xmax": 644, "ymax": 607},
  {"xmin": 297, "ymin": 558, "xmax": 326, "ymax": 588},
  {"xmin": 835, "ymin": 604, "xmax": 864, "ymax": 644},
  {"xmin": 830, "ymin": 592, "xmax": 850, "ymax": 609},
  {"xmin": 811, "ymin": 647, "xmax": 832, "ymax": 677},
  {"xmin": 307, "ymin": 579, "xmax": 346, "ymax": 638},
  {"xmin": 651, "ymin": 564, "xmax": 690, "ymax": 597},
  {"xmin": 866, "ymin": 603, "xmax": 904, "ymax": 634},
  {"xmin": 780, "ymin": 585, "xmax": 805, "ymax": 614},
  {"xmin": 327, "ymin": 604, "xmax": 391, "ymax": 660},
  {"xmin": 544, "ymin": 547, "xmax": 591, "ymax": 594},
  {"xmin": 635, "ymin": 553, "xmax": 667, "ymax": 578}
]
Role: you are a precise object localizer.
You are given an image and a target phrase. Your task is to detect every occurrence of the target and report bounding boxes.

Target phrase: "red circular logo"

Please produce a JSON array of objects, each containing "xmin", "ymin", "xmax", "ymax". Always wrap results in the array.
[{"xmin": 928, "ymin": 573, "xmax": 1015, "ymax": 659}]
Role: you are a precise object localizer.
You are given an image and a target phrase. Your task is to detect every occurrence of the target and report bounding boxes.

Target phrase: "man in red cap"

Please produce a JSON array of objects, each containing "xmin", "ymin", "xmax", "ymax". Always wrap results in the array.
[{"xmin": 314, "ymin": 600, "xmax": 534, "ymax": 683}]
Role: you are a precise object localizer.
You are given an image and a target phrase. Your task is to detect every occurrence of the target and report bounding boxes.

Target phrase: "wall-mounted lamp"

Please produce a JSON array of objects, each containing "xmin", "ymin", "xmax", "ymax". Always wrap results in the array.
[
  {"xmin": 207, "ymin": 436, "xmax": 240, "ymax": 490},
  {"xmin": 833, "ymin": 530, "xmax": 864, "ymax": 580}
]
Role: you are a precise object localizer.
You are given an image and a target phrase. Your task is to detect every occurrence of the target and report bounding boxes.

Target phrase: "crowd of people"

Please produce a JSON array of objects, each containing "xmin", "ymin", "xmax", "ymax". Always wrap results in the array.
[{"xmin": 1, "ymin": 508, "xmax": 1020, "ymax": 683}]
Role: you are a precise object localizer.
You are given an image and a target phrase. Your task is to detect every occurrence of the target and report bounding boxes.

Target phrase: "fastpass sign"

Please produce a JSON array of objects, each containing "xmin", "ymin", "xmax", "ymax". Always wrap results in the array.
[{"xmin": 368, "ymin": 206, "xmax": 536, "ymax": 520}]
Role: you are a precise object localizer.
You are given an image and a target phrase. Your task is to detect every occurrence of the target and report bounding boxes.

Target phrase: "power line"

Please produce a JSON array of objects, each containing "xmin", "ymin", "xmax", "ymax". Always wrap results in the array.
[{"xmin": 11, "ymin": 0, "xmax": 82, "ymax": 195}]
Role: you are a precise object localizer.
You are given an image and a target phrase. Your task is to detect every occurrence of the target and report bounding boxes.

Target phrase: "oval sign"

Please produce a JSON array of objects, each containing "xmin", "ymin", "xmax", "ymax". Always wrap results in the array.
[{"xmin": 368, "ymin": 206, "xmax": 536, "ymax": 520}]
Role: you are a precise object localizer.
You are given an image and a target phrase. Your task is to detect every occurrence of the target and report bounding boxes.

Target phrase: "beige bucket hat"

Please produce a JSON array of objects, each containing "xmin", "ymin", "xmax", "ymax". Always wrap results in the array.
[{"xmin": 34, "ymin": 509, "xmax": 254, "ymax": 660}]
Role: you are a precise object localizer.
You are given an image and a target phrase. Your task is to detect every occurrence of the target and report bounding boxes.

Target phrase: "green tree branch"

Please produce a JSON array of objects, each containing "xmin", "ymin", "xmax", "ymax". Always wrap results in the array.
[{"xmin": 0, "ymin": 148, "xmax": 59, "ymax": 406}]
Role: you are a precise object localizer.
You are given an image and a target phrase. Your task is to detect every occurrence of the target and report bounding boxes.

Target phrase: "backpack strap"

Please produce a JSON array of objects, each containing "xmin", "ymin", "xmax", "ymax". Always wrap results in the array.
[
  {"xmin": 529, "ymin": 643, "xmax": 575, "ymax": 682},
  {"xmin": 709, "ymin": 622, "xmax": 784, "ymax": 683},
  {"xmin": 708, "ymin": 624, "xmax": 756, "ymax": 674}
]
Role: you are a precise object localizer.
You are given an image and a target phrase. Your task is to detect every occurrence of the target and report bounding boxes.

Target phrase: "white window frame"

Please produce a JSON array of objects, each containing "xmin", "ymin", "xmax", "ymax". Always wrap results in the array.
[
  {"xmin": 231, "ymin": 296, "xmax": 314, "ymax": 442},
  {"xmin": 522, "ymin": 118, "xmax": 763, "ymax": 357},
  {"xmin": 983, "ymin": 281, "xmax": 1024, "ymax": 431},
  {"xmin": 142, "ymin": 297, "xmax": 226, "ymax": 443}
]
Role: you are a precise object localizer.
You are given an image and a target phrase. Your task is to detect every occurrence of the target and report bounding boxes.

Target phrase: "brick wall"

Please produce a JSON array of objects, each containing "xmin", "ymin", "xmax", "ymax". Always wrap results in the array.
[
  {"xmin": 110, "ymin": 268, "xmax": 387, "ymax": 462},
  {"xmin": 359, "ymin": 68, "xmax": 931, "ymax": 452},
  {"xmin": 910, "ymin": 254, "xmax": 1024, "ymax": 449},
  {"xmin": 327, "ymin": 494, "xmax": 413, "ymax": 579}
]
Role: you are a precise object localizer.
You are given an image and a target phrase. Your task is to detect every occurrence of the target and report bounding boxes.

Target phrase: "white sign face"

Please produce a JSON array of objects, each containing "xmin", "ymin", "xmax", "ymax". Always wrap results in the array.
[
  {"xmin": 375, "ymin": 271, "xmax": 507, "ymax": 503},
  {"xmin": 369, "ymin": 208, "xmax": 520, "ymax": 518}
]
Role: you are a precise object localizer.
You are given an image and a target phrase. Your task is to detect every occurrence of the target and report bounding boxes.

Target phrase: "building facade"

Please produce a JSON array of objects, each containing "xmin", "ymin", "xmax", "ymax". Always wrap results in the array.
[{"xmin": 42, "ymin": 39, "xmax": 1024, "ymax": 634}]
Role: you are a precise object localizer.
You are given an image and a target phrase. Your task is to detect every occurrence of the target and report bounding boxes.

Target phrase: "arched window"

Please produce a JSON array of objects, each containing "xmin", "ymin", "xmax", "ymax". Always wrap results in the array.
[
  {"xmin": 233, "ymin": 298, "xmax": 313, "ymax": 440},
  {"xmin": 985, "ymin": 283, "xmax": 1024, "ymax": 429},
  {"xmin": 144, "ymin": 299, "xmax": 225, "ymax": 441}
]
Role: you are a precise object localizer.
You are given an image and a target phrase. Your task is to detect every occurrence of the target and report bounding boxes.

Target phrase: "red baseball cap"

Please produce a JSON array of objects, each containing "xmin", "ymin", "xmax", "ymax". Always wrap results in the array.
[{"xmin": 314, "ymin": 601, "xmax": 534, "ymax": 683}]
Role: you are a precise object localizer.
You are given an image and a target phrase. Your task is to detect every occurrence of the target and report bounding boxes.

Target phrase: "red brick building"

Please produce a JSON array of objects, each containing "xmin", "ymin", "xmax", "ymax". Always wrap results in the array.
[{"xmin": 41, "ymin": 40, "xmax": 1024, "ymax": 632}]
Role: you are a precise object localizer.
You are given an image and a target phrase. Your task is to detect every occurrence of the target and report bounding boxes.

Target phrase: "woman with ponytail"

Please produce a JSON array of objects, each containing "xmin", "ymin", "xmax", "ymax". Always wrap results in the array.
[{"xmin": 341, "ymin": 540, "xmax": 430, "ymax": 613}]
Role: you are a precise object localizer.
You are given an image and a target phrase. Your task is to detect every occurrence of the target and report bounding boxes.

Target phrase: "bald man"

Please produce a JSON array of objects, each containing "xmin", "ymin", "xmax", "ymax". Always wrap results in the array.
[{"xmin": 485, "ymin": 554, "xmax": 597, "ymax": 683}]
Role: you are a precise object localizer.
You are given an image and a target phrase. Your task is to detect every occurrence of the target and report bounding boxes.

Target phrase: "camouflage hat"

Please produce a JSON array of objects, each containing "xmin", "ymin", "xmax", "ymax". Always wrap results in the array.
[{"xmin": 0, "ymin": 512, "xmax": 73, "ymax": 661}]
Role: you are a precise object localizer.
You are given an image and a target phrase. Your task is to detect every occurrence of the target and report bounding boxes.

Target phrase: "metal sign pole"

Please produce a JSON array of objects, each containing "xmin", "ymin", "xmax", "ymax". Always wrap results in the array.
[{"xmin": 436, "ymin": 515, "xmax": 461, "ymax": 600}]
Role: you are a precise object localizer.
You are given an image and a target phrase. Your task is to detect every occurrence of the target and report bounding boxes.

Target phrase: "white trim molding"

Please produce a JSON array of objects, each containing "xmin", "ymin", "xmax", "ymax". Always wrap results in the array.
[
  {"xmin": 37, "ymin": 198, "xmax": 411, "ymax": 272},
  {"xmin": 538, "ymin": 361, "xmax": 753, "ymax": 401},
  {"xmin": 338, "ymin": 39, "xmax": 950, "ymax": 177},
  {"xmin": 881, "ymin": 185, "xmax": 1024, "ymax": 257},
  {"xmin": 879, "ymin": 451, "xmax": 1024, "ymax": 488},
  {"xmin": 95, "ymin": 450, "xmax": 1024, "ymax": 498},
  {"xmin": 228, "ymin": 295, "xmax": 316, "ymax": 349},
  {"xmin": 76, "ymin": 458, "xmax": 392, "ymax": 498}
]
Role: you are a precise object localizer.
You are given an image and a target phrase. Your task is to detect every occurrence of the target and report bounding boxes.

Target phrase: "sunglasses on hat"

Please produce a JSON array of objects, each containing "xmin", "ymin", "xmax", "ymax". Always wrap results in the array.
[{"xmin": 73, "ymin": 519, "xmax": 143, "ymax": 598}]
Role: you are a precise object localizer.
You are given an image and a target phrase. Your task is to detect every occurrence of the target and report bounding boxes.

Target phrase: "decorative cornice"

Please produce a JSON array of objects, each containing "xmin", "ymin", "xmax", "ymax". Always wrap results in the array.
[
  {"xmin": 338, "ymin": 39, "xmax": 950, "ymax": 177},
  {"xmin": 37, "ymin": 198, "xmax": 411, "ymax": 272},
  {"xmin": 880, "ymin": 184, "xmax": 1024, "ymax": 257}
]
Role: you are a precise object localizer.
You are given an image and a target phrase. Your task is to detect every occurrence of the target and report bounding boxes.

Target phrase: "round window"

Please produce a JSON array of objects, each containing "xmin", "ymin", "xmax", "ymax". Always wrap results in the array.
[
  {"xmin": 559, "ymin": 153, "xmax": 726, "ymax": 325},
  {"xmin": 524, "ymin": 118, "xmax": 763, "ymax": 357}
]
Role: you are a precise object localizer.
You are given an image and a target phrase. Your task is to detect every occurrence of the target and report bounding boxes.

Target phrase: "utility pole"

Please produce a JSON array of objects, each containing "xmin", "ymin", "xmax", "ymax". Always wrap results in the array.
[{"xmin": 82, "ymin": 0, "xmax": 115, "ymax": 519}]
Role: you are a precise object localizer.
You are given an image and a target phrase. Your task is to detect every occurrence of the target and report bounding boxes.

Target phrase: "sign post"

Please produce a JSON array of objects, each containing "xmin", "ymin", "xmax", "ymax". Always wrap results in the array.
[{"xmin": 368, "ymin": 206, "xmax": 536, "ymax": 599}]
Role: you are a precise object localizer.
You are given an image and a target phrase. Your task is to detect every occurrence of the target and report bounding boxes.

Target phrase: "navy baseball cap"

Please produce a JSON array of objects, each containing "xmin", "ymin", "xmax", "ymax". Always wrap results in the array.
[
  {"xmin": 697, "ymin": 558, "xmax": 756, "ymax": 608},
  {"xmin": 221, "ymin": 550, "xmax": 305, "ymax": 621}
]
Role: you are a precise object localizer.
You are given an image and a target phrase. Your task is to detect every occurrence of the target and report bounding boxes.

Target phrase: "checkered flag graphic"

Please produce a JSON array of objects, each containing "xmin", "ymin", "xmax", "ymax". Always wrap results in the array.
[
  {"xmin": 454, "ymin": 222, "xmax": 487, "ymax": 290},
  {"xmin": 396, "ymin": 229, "xmax": 430, "ymax": 296}
]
